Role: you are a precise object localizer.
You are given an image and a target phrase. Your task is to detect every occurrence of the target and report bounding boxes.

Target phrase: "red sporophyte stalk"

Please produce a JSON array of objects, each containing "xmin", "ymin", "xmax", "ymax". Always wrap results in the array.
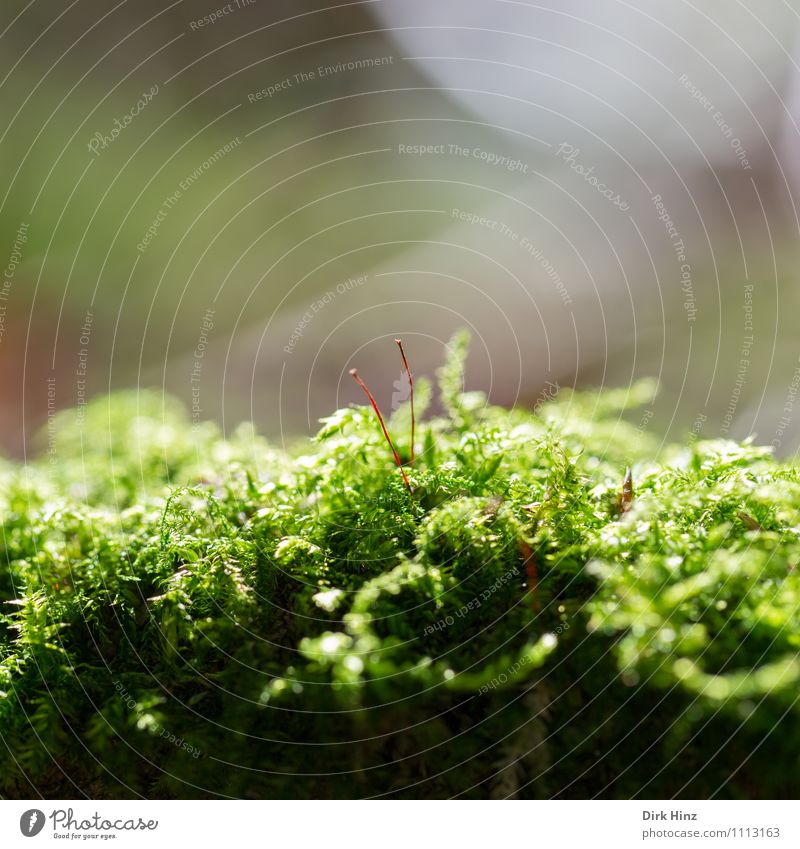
[
  {"xmin": 395, "ymin": 338, "xmax": 415, "ymax": 464},
  {"xmin": 519, "ymin": 540, "xmax": 541, "ymax": 612},
  {"xmin": 349, "ymin": 367, "xmax": 412, "ymax": 492}
]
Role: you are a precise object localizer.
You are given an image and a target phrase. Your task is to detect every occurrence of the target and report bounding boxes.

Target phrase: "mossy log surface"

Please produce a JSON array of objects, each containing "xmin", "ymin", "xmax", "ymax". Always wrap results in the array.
[{"xmin": 1, "ymin": 338, "xmax": 798, "ymax": 798}]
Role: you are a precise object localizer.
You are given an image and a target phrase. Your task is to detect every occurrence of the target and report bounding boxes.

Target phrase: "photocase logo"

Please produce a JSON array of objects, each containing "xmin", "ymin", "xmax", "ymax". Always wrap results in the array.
[
  {"xmin": 391, "ymin": 370, "xmax": 411, "ymax": 411},
  {"xmin": 19, "ymin": 809, "xmax": 45, "ymax": 837}
]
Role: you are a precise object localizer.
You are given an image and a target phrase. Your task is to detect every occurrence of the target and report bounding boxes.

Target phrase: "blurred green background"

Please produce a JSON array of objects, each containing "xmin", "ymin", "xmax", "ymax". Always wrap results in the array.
[{"xmin": 3, "ymin": 0, "xmax": 800, "ymax": 457}]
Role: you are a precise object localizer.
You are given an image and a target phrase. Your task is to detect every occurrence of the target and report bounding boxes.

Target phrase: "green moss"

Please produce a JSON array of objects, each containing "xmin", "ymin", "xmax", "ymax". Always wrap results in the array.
[{"xmin": 1, "ymin": 335, "xmax": 798, "ymax": 798}]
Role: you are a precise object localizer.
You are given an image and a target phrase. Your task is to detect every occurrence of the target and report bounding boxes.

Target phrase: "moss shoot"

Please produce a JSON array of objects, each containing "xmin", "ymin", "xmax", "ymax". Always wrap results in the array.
[{"xmin": 1, "ymin": 334, "xmax": 798, "ymax": 798}]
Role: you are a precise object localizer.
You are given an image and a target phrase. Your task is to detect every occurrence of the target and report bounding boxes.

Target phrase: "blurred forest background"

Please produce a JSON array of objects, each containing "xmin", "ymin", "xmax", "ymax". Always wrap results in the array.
[{"xmin": 2, "ymin": 0, "xmax": 800, "ymax": 456}]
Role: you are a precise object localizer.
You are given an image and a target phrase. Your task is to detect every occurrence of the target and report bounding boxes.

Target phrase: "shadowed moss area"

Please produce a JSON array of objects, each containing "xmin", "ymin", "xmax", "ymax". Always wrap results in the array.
[{"xmin": 1, "ymin": 335, "xmax": 798, "ymax": 799}]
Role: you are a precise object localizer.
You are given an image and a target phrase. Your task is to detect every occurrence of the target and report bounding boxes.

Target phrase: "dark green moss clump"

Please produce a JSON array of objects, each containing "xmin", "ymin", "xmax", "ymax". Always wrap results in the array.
[{"xmin": 1, "ymin": 334, "xmax": 798, "ymax": 798}]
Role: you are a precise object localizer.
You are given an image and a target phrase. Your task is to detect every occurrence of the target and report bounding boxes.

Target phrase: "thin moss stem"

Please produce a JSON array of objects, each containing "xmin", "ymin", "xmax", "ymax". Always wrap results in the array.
[
  {"xmin": 395, "ymin": 338, "xmax": 415, "ymax": 465},
  {"xmin": 349, "ymin": 367, "xmax": 412, "ymax": 492}
]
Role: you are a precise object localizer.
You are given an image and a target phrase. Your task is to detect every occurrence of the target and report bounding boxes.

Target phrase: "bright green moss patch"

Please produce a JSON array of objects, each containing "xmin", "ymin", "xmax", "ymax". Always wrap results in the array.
[{"xmin": 1, "ymin": 337, "xmax": 798, "ymax": 798}]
